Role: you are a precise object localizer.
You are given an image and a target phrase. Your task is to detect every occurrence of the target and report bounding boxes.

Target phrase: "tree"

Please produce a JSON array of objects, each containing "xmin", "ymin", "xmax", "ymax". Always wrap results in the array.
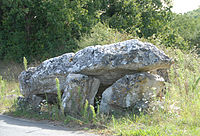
[
  {"xmin": 171, "ymin": 8, "xmax": 200, "ymax": 50},
  {"xmin": 0, "ymin": 0, "xmax": 99, "ymax": 62},
  {"xmin": 96, "ymin": 0, "xmax": 173, "ymax": 38}
]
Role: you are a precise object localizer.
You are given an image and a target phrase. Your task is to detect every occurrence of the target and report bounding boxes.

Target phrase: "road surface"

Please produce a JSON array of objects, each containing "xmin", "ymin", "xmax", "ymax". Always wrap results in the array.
[{"xmin": 0, "ymin": 115, "xmax": 97, "ymax": 136}]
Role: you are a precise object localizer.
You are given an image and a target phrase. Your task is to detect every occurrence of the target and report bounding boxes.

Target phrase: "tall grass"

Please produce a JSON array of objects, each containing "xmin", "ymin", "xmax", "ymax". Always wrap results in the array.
[
  {"xmin": 55, "ymin": 78, "xmax": 64, "ymax": 116},
  {"xmin": 0, "ymin": 76, "xmax": 20, "ymax": 113},
  {"xmin": 83, "ymin": 99, "xmax": 89, "ymax": 121},
  {"xmin": 90, "ymin": 105, "xmax": 96, "ymax": 123},
  {"xmin": 23, "ymin": 57, "xmax": 28, "ymax": 71}
]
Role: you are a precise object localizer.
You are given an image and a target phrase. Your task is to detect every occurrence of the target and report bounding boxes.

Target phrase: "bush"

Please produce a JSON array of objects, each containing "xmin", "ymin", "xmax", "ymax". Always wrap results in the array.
[{"xmin": 77, "ymin": 22, "xmax": 135, "ymax": 50}]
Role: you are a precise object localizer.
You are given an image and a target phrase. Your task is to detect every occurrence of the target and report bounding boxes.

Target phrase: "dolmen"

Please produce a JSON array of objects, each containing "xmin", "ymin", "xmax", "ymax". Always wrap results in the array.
[{"xmin": 19, "ymin": 39, "xmax": 172, "ymax": 114}]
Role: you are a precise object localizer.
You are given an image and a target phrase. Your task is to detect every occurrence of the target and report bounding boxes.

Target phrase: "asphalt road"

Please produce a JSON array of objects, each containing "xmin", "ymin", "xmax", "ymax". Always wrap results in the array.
[{"xmin": 0, "ymin": 115, "xmax": 97, "ymax": 136}]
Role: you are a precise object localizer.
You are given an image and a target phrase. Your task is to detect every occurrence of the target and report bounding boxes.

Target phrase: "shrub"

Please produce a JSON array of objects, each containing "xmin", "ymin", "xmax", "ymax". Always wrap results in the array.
[{"xmin": 77, "ymin": 22, "xmax": 135, "ymax": 50}]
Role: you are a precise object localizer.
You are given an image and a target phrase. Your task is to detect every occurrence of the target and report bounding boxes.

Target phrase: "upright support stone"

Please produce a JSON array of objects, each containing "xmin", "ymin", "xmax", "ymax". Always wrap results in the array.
[
  {"xmin": 100, "ymin": 72, "xmax": 165, "ymax": 114},
  {"xmin": 62, "ymin": 74, "xmax": 100, "ymax": 115}
]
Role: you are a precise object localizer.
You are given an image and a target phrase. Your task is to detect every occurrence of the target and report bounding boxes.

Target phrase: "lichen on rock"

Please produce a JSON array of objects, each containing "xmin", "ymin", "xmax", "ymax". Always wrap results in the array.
[
  {"xmin": 100, "ymin": 72, "xmax": 165, "ymax": 114},
  {"xmin": 62, "ymin": 74, "xmax": 100, "ymax": 115}
]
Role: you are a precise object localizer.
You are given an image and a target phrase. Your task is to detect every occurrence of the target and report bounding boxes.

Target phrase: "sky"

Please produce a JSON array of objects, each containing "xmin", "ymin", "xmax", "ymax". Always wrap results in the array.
[{"xmin": 172, "ymin": 0, "xmax": 200, "ymax": 13}]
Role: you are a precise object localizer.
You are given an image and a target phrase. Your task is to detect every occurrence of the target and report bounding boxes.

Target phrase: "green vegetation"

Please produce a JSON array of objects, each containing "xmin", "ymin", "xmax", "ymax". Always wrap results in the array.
[
  {"xmin": 0, "ymin": 0, "xmax": 191, "ymax": 62},
  {"xmin": 76, "ymin": 22, "xmax": 135, "ymax": 50},
  {"xmin": 171, "ymin": 9, "xmax": 200, "ymax": 51},
  {"xmin": 0, "ymin": 0, "xmax": 200, "ymax": 135},
  {"xmin": 0, "ymin": 77, "xmax": 20, "ymax": 112},
  {"xmin": 55, "ymin": 78, "xmax": 64, "ymax": 116},
  {"xmin": 23, "ymin": 57, "xmax": 28, "ymax": 71},
  {"xmin": 0, "ymin": 0, "xmax": 98, "ymax": 62}
]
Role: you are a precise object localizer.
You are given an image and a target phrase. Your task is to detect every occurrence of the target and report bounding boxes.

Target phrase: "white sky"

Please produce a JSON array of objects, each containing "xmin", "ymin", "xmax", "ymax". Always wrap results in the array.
[{"xmin": 172, "ymin": 0, "xmax": 200, "ymax": 13}]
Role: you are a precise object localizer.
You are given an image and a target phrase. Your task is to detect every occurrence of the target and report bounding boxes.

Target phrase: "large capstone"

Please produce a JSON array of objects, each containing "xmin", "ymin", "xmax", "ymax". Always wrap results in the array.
[
  {"xmin": 100, "ymin": 72, "xmax": 165, "ymax": 114},
  {"xmin": 62, "ymin": 74, "xmax": 100, "ymax": 115},
  {"xmin": 71, "ymin": 39, "xmax": 172, "ymax": 86}
]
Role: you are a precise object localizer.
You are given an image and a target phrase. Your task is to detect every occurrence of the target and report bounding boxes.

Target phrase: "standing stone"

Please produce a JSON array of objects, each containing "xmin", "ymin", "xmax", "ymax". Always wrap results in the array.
[
  {"xmin": 62, "ymin": 74, "xmax": 100, "ymax": 115},
  {"xmin": 100, "ymin": 72, "xmax": 165, "ymax": 114}
]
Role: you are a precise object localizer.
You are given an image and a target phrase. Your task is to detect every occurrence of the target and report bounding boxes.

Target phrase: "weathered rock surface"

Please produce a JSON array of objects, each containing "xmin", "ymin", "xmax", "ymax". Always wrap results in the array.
[
  {"xmin": 19, "ymin": 53, "xmax": 75, "ymax": 98},
  {"xmin": 62, "ymin": 74, "xmax": 100, "ymax": 115},
  {"xmin": 100, "ymin": 72, "xmax": 165, "ymax": 114},
  {"xmin": 19, "ymin": 67, "xmax": 37, "ymax": 97},
  {"xmin": 72, "ymin": 39, "xmax": 172, "ymax": 86}
]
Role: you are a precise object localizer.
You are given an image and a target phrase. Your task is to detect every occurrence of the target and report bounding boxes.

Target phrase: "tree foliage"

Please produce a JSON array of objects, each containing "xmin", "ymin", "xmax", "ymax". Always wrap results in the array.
[
  {"xmin": 0, "ymin": 0, "xmax": 99, "ymax": 62},
  {"xmin": 0, "ymin": 0, "xmax": 195, "ymax": 62},
  {"xmin": 97, "ymin": 0, "xmax": 173, "ymax": 38},
  {"xmin": 171, "ymin": 8, "xmax": 200, "ymax": 50}
]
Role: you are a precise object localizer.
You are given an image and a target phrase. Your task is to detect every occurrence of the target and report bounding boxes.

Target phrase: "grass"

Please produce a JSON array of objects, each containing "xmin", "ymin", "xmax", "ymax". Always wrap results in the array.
[
  {"xmin": 0, "ymin": 78, "xmax": 20, "ymax": 113},
  {"xmin": 0, "ymin": 24, "xmax": 200, "ymax": 135}
]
